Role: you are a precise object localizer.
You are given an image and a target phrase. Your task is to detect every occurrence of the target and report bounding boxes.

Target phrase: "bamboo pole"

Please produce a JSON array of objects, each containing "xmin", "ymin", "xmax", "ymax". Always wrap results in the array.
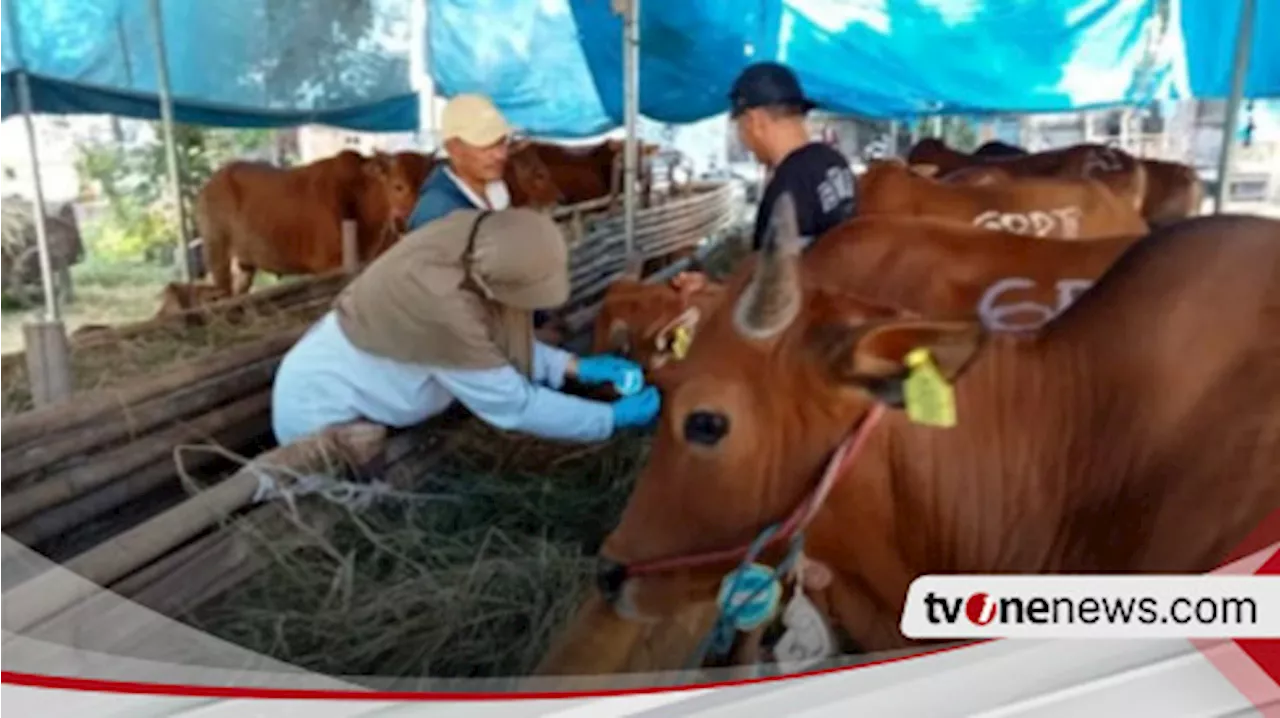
[
  {"xmin": 3, "ymin": 356, "xmax": 279, "ymax": 482},
  {"xmin": 18, "ymin": 426, "xmax": 444, "ymax": 654},
  {"xmin": 3, "ymin": 423, "xmax": 387, "ymax": 636},
  {"xmin": 5, "ymin": 416, "xmax": 272, "ymax": 549},
  {"xmin": 1, "ymin": 329, "xmax": 302, "ymax": 451},
  {"xmin": 2, "ymin": 392, "xmax": 271, "ymax": 527}
]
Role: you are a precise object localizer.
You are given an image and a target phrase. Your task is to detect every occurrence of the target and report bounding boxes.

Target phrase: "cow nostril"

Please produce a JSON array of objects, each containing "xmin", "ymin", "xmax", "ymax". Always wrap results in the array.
[{"xmin": 595, "ymin": 558, "xmax": 628, "ymax": 602}]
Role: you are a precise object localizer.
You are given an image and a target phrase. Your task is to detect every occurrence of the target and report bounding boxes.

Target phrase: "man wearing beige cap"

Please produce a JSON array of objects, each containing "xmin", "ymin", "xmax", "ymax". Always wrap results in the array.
[
  {"xmin": 271, "ymin": 208, "xmax": 659, "ymax": 448},
  {"xmin": 405, "ymin": 94, "xmax": 516, "ymax": 232}
]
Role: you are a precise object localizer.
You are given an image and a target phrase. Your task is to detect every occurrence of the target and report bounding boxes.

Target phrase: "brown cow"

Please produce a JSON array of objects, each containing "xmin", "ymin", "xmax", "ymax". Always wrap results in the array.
[
  {"xmin": 1140, "ymin": 158, "xmax": 1204, "ymax": 226},
  {"xmin": 595, "ymin": 197, "xmax": 1280, "ymax": 657},
  {"xmin": 392, "ymin": 150, "xmax": 438, "ymax": 192},
  {"xmin": 533, "ymin": 139, "xmax": 659, "ymax": 206},
  {"xmin": 972, "ymin": 140, "xmax": 1028, "ymax": 158},
  {"xmin": 395, "ymin": 144, "xmax": 562, "ymax": 210},
  {"xmin": 803, "ymin": 214, "xmax": 1140, "ymax": 332},
  {"xmin": 634, "ymin": 213, "xmax": 1141, "ymax": 375},
  {"xmin": 592, "ymin": 278, "xmax": 728, "ymax": 374},
  {"xmin": 916, "ymin": 139, "xmax": 1203, "ymax": 226},
  {"xmin": 506, "ymin": 140, "xmax": 564, "ymax": 209},
  {"xmin": 859, "ymin": 160, "xmax": 1149, "ymax": 239},
  {"xmin": 197, "ymin": 150, "xmax": 418, "ymax": 295},
  {"xmin": 908, "ymin": 140, "xmax": 1149, "ymax": 213}
]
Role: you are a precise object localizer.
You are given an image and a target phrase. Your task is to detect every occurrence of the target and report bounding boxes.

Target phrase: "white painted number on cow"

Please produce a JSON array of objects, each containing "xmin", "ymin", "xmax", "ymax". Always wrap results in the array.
[
  {"xmin": 978, "ymin": 277, "xmax": 1095, "ymax": 332},
  {"xmin": 973, "ymin": 207, "xmax": 1082, "ymax": 238}
]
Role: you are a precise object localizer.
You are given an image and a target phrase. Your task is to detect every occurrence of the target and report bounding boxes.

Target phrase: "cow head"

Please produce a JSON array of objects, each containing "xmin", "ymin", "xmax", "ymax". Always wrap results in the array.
[
  {"xmin": 904, "ymin": 137, "xmax": 950, "ymax": 164},
  {"xmin": 592, "ymin": 279, "xmax": 726, "ymax": 375},
  {"xmin": 393, "ymin": 151, "xmax": 437, "ymax": 193},
  {"xmin": 363, "ymin": 152, "xmax": 418, "ymax": 228},
  {"xmin": 507, "ymin": 142, "xmax": 563, "ymax": 209},
  {"xmin": 596, "ymin": 193, "xmax": 984, "ymax": 620}
]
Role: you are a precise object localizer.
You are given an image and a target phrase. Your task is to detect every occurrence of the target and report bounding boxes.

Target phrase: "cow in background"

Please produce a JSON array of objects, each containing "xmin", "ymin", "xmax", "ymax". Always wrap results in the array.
[
  {"xmin": 908, "ymin": 138, "xmax": 1201, "ymax": 225},
  {"xmin": 908, "ymin": 139, "xmax": 1148, "ymax": 213},
  {"xmin": 533, "ymin": 139, "xmax": 659, "ymax": 206},
  {"xmin": 858, "ymin": 160, "xmax": 1149, "ymax": 239},
  {"xmin": 592, "ymin": 278, "xmax": 728, "ymax": 375},
  {"xmin": 394, "ymin": 143, "xmax": 561, "ymax": 210},
  {"xmin": 972, "ymin": 140, "xmax": 1028, "ymax": 158},
  {"xmin": 196, "ymin": 150, "xmax": 417, "ymax": 296}
]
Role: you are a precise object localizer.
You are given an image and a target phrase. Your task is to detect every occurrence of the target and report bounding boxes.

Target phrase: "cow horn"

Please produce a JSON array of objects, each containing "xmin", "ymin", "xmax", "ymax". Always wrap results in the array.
[{"xmin": 733, "ymin": 191, "xmax": 802, "ymax": 340}]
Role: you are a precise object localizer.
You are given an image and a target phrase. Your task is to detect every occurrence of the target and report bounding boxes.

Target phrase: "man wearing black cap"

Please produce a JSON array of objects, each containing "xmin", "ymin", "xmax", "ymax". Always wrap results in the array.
[{"xmin": 676, "ymin": 62, "xmax": 855, "ymax": 292}]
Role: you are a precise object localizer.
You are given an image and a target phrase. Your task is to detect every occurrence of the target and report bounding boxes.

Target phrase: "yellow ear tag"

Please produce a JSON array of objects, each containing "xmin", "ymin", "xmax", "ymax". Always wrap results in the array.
[
  {"xmin": 671, "ymin": 325, "xmax": 693, "ymax": 360},
  {"xmin": 903, "ymin": 348, "xmax": 957, "ymax": 428}
]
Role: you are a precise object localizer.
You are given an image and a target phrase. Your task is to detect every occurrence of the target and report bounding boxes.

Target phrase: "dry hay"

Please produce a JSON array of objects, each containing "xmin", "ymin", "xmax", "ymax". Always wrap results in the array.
[
  {"xmin": 183, "ymin": 415, "xmax": 651, "ymax": 679},
  {"xmin": 1, "ymin": 298, "xmax": 329, "ymax": 416}
]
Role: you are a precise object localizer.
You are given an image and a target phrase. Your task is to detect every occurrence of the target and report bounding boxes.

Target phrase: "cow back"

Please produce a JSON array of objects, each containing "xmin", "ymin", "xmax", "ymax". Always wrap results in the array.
[
  {"xmin": 196, "ymin": 150, "xmax": 392, "ymax": 277},
  {"xmin": 805, "ymin": 214, "xmax": 1140, "ymax": 330},
  {"xmin": 858, "ymin": 160, "xmax": 1149, "ymax": 240}
]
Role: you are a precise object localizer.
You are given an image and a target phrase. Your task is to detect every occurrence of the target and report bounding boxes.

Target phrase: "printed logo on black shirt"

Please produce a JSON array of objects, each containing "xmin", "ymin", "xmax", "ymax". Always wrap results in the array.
[{"xmin": 753, "ymin": 143, "xmax": 857, "ymax": 251}]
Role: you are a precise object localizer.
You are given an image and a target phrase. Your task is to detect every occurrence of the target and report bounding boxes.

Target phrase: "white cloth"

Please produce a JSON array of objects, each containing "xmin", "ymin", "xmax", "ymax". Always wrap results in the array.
[
  {"xmin": 444, "ymin": 167, "xmax": 511, "ymax": 211},
  {"xmin": 271, "ymin": 312, "xmax": 614, "ymax": 445}
]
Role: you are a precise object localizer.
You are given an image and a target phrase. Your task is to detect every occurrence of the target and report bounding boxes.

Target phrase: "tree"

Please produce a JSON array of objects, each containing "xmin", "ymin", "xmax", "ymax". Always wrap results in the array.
[{"xmin": 74, "ymin": 122, "xmax": 274, "ymax": 265}]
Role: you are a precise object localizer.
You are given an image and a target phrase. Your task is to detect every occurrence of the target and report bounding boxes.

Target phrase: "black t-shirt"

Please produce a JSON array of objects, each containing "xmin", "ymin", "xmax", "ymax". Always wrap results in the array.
[{"xmin": 752, "ymin": 142, "xmax": 857, "ymax": 251}]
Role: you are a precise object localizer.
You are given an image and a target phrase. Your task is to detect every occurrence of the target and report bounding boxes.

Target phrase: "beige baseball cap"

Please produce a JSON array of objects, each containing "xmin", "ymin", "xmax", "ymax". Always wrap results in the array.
[{"xmin": 440, "ymin": 94, "xmax": 513, "ymax": 147}]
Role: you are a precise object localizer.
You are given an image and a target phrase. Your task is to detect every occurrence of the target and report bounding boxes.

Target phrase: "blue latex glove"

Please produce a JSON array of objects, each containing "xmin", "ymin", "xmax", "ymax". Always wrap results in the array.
[
  {"xmin": 575, "ymin": 354, "xmax": 646, "ymax": 396},
  {"xmin": 611, "ymin": 386, "xmax": 661, "ymax": 430}
]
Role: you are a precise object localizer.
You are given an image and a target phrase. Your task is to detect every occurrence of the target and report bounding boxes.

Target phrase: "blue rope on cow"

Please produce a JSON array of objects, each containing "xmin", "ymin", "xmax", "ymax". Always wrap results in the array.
[{"xmin": 685, "ymin": 524, "xmax": 807, "ymax": 671}]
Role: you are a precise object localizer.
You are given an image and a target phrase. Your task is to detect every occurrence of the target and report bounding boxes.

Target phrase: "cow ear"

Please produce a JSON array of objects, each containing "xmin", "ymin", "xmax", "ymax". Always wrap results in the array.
[
  {"xmin": 652, "ymin": 306, "xmax": 701, "ymax": 362},
  {"xmin": 820, "ymin": 318, "xmax": 984, "ymax": 406}
]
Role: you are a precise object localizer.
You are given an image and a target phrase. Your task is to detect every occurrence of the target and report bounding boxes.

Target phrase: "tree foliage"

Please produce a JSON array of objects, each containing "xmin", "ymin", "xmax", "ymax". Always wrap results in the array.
[{"xmin": 74, "ymin": 123, "xmax": 276, "ymax": 264}]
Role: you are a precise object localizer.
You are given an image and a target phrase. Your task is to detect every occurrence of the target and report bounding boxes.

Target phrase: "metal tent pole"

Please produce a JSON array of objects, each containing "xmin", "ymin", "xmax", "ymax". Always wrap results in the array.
[
  {"xmin": 148, "ymin": 0, "xmax": 192, "ymax": 281},
  {"xmin": 620, "ymin": 0, "xmax": 641, "ymax": 278},
  {"xmin": 14, "ymin": 75, "xmax": 59, "ymax": 325},
  {"xmin": 7, "ymin": 0, "xmax": 73, "ymax": 405},
  {"xmin": 415, "ymin": 0, "xmax": 437, "ymax": 150},
  {"xmin": 1213, "ymin": 0, "xmax": 1256, "ymax": 214}
]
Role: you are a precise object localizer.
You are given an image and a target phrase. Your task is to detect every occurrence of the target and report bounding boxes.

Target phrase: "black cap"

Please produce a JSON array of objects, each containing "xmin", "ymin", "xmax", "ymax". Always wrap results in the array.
[{"xmin": 728, "ymin": 62, "xmax": 818, "ymax": 117}]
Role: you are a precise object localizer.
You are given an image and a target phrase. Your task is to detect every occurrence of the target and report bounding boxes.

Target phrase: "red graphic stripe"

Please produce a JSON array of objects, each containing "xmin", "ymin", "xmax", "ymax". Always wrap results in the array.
[
  {"xmin": 0, "ymin": 641, "xmax": 977, "ymax": 701},
  {"xmin": 1235, "ymin": 547, "xmax": 1280, "ymax": 687}
]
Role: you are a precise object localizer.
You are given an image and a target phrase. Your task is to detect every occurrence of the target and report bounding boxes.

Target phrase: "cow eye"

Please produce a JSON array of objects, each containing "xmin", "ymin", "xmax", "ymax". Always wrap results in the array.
[{"xmin": 684, "ymin": 411, "xmax": 729, "ymax": 446}]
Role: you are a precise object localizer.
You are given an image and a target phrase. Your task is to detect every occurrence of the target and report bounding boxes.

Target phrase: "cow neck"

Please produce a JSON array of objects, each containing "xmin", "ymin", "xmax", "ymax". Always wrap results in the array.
[
  {"xmin": 859, "ymin": 336, "xmax": 1081, "ymax": 577},
  {"xmin": 624, "ymin": 403, "xmax": 888, "ymax": 577}
]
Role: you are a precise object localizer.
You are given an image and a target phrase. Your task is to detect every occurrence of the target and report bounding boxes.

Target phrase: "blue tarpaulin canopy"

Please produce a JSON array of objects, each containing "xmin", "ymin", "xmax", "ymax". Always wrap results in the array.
[
  {"xmin": 0, "ymin": 0, "xmax": 418, "ymax": 130},
  {"xmin": 431, "ymin": 0, "xmax": 1279, "ymax": 137},
  {"xmin": 1, "ymin": 0, "xmax": 1275, "ymax": 135},
  {"xmin": 432, "ymin": 0, "xmax": 1162, "ymax": 136}
]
